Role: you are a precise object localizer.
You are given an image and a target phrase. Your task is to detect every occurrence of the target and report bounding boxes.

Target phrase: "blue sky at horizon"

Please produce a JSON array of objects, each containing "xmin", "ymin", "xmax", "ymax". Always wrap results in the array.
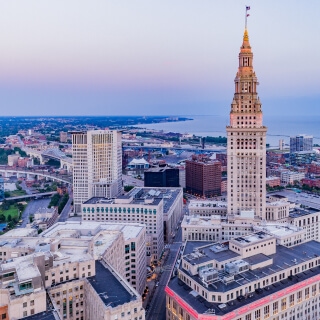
[{"xmin": 0, "ymin": 1, "xmax": 319, "ymax": 116}]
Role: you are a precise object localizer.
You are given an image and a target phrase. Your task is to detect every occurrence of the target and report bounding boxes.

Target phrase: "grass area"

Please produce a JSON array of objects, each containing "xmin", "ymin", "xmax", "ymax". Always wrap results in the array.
[
  {"xmin": 8, "ymin": 190, "xmax": 27, "ymax": 197},
  {"xmin": 0, "ymin": 205, "xmax": 20, "ymax": 220}
]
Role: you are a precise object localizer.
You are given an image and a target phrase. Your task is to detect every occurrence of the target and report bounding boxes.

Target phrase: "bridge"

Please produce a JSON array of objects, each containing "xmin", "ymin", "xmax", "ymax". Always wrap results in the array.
[
  {"xmin": 6, "ymin": 191, "xmax": 57, "ymax": 201},
  {"xmin": 23, "ymin": 147, "xmax": 73, "ymax": 172},
  {"xmin": 0, "ymin": 167, "xmax": 72, "ymax": 184},
  {"xmin": 123, "ymin": 145, "xmax": 226, "ymax": 154}
]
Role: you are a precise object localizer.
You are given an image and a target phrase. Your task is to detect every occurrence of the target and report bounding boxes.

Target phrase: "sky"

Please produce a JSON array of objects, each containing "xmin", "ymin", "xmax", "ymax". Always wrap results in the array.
[{"xmin": 0, "ymin": 1, "xmax": 319, "ymax": 117}]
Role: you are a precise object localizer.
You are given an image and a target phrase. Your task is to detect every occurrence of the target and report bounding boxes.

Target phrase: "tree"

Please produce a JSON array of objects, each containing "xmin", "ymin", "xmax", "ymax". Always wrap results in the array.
[
  {"xmin": 29, "ymin": 215, "xmax": 34, "ymax": 223},
  {"xmin": 38, "ymin": 229, "xmax": 43, "ymax": 234},
  {"xmin": 4, "ymin": 191, "xmax": 10, "ymax": 198},
  {"xmin": 0, "ymin": 214, "xmax": 5, "ymax": 222},
  {"xmin": 124, "ymin": 185, "xmax": 134, "ymax": 192},
  {"xmin": 7, "ymin": 215, "xmax": 12, "ymax": 222}
]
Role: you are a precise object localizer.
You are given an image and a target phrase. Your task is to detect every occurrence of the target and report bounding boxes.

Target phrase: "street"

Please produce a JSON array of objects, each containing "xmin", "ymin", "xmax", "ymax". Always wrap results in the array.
[
  {"xmin": 146, "ymin": 226, "xmax": 183, "ymax": 320},
  {"xmin": 58, "ymin": 191, "xmax": 73, "ymax": 222}
]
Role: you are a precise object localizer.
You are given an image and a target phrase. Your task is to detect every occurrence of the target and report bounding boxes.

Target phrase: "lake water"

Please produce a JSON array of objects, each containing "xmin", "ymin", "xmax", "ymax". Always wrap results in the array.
[
  {"xmin": 0, "ymin": 223, "xmax": 7, "ymax": 231},
  {"xmin": 140, "ymin": 115, "xmax": 320, "ymax": 147}
]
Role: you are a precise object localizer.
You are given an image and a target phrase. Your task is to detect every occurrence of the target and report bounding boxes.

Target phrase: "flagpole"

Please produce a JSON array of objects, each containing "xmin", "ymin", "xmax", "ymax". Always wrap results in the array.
[{"xmin": 245, "ymin": 7, "xmax": 248, "ymax": 29}]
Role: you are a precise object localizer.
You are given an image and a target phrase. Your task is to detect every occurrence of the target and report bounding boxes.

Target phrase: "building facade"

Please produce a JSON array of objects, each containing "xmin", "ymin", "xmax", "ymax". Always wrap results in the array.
[
  {"xmin": 186, "ymin": 158, "xmax": 221, "ymax": 197},
  {"xmin": 226, "ymin": 29, "xmax": 267, "ymax": 218},
  {"xmin": 72, "ymin": 130, "xmax": 122, "ymax": 213}
]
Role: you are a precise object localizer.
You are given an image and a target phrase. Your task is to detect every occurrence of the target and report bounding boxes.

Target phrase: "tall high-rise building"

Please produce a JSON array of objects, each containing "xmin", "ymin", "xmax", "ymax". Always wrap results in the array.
[
  {"xmin": 72, "ymin": 130, "xmax": 122, "ymax": 213},
  {"xmin": 290, "ymin": 134, "xmax": 313, "ymax": 153},
  {"xmin": 226, "ymin": 28, "xmax": 267, "ymax": 218}
]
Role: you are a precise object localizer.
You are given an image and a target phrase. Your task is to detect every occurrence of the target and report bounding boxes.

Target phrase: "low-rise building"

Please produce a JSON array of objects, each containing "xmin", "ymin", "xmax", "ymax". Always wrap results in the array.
[
  {"xmin": 166, "ymin": 233, "xmax": 320, "ymax": 320},
  {"xmin": 266, "ymin": 176, "xmax": 281, "ymax": 187},
  {"xmin": 7, "ymin": 153, "xmax": 20, "ymax": 166},
  {"xmin": 281, "ymin": 171, "xmax": 305, "ymax": 185},
  {"xmin": 301, "ymin": 178, "xmax": 320, "ymax": 188}
]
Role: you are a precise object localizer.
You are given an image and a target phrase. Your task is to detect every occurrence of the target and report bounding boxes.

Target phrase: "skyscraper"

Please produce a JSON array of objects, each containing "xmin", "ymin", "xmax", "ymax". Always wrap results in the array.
[
  {"xmin": 72, "ymin": 130, "xmax": 122, "ymax": 213},
  {"xmin": 290, "ymin": 134, "xmax": 313, "ymax": 153},
  {"xmin": 226, "ymin": 28, "xmax": 267, "ymax": 218}
]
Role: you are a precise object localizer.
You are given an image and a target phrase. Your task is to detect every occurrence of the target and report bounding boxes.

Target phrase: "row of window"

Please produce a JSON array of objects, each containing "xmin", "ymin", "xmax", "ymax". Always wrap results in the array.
[{"xmin": 83, "ymin": 207, "xmax": 157, "ymax": 214}]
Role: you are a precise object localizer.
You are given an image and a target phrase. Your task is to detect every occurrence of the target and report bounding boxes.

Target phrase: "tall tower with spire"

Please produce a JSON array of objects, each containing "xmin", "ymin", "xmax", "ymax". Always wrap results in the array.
[{"xmin": 226, "ymin": 28, "xmax": 267, "ymax": 219}]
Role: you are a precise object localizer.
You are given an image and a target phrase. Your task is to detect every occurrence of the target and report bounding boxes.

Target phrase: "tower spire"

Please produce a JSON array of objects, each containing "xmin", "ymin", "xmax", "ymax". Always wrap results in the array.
[{"xmin": 226, "ymin": 16, "xmax": 267, "ymax": 219}]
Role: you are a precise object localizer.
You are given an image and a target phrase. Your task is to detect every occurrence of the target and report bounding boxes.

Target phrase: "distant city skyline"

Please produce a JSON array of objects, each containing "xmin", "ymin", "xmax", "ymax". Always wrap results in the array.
[{"xmin": 0, "ymin": 1, "xmax": 319, "ymax": 116}]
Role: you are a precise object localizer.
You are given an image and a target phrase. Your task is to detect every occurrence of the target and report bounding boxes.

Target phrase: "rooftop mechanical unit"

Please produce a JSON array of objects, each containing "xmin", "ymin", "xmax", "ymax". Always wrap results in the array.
[{"xmin": 225, "ymin": 259, "xmax": 249, "ymax": 275}]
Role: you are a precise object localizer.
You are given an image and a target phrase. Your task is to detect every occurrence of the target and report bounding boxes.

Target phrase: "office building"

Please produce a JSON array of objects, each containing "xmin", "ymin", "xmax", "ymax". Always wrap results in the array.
[
  {"xmin": 0, "ymin": 222, "xmax": 146, "ymax": 320},
  {"xmin": 186, "ymin": 156, "xmax": 221, "ymax": 197},
  {"xmin": 290, "ymin": 134, "xmax": 313, "ymax": 153},
  {"xmin": 72, "ymin": 130, "xmax": 122, "ymax": 213},
  {"xmin": 144, "ymin": 167, "xmax": 180, "ymax": 188},
  {"xmin": 226, "ymin": 28, "xmax": 267, "ymax": 218},
  {"xmin": 60, "ymin": 131, "xmax": 68, "ymax": 143},
  {"xmin": 166, "ymin": 233, "xmax": 320, "ymax": 320},
  {"xmin": 41, "ymin": 221, "xmax": 147, "ymax": 295},
  {"xmin": 81, "ymin": 187, "xmax": 183, "ymax": 263}
]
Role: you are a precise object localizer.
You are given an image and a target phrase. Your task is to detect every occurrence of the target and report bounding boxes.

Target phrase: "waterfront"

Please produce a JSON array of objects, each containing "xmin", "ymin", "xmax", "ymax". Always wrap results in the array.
[{"xmin": 140, "ymin": 114, "xmax": 320, "ymax": 147}]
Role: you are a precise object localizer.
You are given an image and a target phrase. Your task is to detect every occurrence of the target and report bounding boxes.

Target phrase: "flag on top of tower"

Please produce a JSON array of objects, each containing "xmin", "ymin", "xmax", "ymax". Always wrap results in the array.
[{"xmin": 246, "ymin": 6, "xmax": 250, "ymax": 10}]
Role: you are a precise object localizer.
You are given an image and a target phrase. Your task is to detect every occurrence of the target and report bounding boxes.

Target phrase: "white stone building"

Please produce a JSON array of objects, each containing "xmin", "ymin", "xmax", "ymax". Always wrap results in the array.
[{"xmin": 81, "ymin": 187, "xmax": 183, "ymax": 263}]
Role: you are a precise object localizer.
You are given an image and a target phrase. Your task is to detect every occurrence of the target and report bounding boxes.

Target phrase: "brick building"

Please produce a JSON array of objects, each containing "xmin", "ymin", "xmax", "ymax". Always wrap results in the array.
[{"xmin": 186, "ymin": 156, "xmax": 221, "ymax": 197}]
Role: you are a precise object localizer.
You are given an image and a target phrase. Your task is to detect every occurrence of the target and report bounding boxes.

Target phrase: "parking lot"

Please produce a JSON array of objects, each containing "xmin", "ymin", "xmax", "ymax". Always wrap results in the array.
[{"xmin": 269, "ymin": 189, "xmax": 320, "ymax": 209}]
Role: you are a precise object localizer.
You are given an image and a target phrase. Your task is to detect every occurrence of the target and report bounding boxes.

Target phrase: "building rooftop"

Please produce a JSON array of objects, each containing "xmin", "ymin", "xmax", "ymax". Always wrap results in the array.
[
  {"xmin": 24, "ymin": 310, "xmax": 59, "ymax": 320},
  {"xmin": 41, "ymin": 221, "xmax": 145, "ymax": 240},
  {"xmin": 87, "ymin": 260, "xmax": 137, "ymax": 308},
  {"xmin": 289, "ymin": 206, "xmax": 319, "ymax": 218},
  {"xmin": 3, "ymin": 228, "xmax": 37, "ymax": 237},
  {"xmin": 183, "ymin": 241, "xmax": 240, "ymax": 264},
  {"xmin": 169, "ymin": 240, "xmax": 320, "ymax": 316},
  {"xmin": 83, "ymin": 187, "xmax": 182, "ymax": 214},
  {"xmin": 188, "ymin": 200, "xmax": 227, "ymax": 209},
  {"xmin": 168, "ymin": 261, "xmax": 320, "ymax": 317},
  {"xmin": 254, "ymin": 224, "xmax": 303, "ymax": 238}
]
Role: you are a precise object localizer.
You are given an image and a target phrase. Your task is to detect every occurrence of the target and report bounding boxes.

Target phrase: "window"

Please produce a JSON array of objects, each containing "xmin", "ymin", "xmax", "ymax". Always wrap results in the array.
[
  {"xmin": 289, "ymin": 294, "xmax": 294, "ymax": 307},
  {"xmin": 23, "ymin": 302, "xmax": 27, "ymax": 308},
  {"xmin": 273, "ymin": 301, "xmax": 278, "ymax": 314}
]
